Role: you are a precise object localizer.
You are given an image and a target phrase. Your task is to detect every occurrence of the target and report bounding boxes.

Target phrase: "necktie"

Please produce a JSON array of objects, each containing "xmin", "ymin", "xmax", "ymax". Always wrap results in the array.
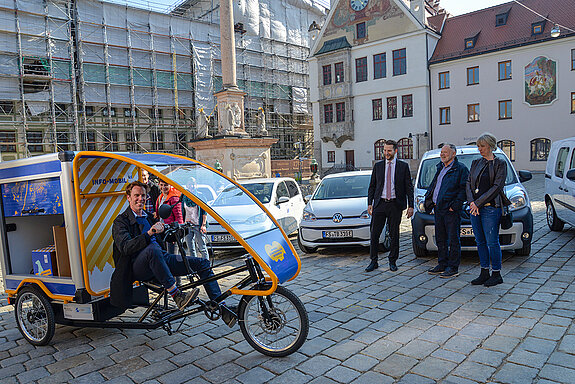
[{"xmin": 386, "ymin": 161, "xmax": 392, "ymax": 198}]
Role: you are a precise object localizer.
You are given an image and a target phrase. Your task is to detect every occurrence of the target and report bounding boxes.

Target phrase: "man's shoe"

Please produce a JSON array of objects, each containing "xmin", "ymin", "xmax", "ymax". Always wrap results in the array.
[
  {"xmin": 221, "ymin": 304, "xmax": 238, "ymax": 328},
  {"xmin": 439, "ymin": 269, "xmax": 459, "ymax": 278},
  {"xmin": 428, "ymin": 265, "xmax": 446, "ymax": 275},
  {"xmin": 389, "ymin": 261, "xmax": 398, "ymax": 272},
  {"xmin": 365, "ymin": 261, "xmax": 379, "ymax": 272},
  {"xmin": 173, "ymin": 288, "xmax": 199, "ymax": 311},
  {"xmin": 484, "ymin": 271, "xmax": 503, "ymax": 287}
]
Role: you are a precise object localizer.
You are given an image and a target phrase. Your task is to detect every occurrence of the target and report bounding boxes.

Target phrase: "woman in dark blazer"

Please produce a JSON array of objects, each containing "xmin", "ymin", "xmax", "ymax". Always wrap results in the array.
[{"xmin": 466, "ymin": 132, "xmax": 507, "ymax": 287}]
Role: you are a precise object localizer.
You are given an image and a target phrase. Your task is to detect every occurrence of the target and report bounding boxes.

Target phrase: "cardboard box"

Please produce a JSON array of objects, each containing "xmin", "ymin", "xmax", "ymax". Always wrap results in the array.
[
  {"xmin": 53, "ymin": 226, "xmax": 71, "ymax": 277},
  {"xmin": 32, "ymin": 246, "xmax": 57, "ymax": 276}
]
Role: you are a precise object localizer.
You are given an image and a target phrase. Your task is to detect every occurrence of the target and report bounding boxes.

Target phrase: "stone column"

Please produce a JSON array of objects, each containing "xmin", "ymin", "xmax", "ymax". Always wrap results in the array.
[{"xmin": 220, "ymin": 0, "xmax": 237, "ymax": 89}]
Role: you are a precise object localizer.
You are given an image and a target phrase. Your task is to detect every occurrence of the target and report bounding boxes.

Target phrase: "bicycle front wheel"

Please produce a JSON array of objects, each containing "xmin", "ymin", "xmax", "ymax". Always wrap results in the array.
[{"xmin": 238, "ymin": 285, "xmax": 309, "ymax": 357}]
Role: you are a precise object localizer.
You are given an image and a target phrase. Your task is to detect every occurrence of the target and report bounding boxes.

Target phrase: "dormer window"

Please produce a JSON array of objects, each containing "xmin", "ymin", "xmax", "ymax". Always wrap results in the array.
[
  {"xmin": 464, "ymin": 32, "xmax": 480, "ymax": 50},
  {"xmin": 532, "ymin": 21, "xmax": 545, "ymax": 35},
  {"xmin": 495, "ymin": 7, "xmax": 510, "ymax": 27}
]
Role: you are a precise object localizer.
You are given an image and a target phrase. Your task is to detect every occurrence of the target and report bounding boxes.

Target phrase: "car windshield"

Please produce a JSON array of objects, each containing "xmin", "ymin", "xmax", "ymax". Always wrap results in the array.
[
  {"xmin": 242, "ymin": 182, "xmax": 274, "ymax": 204},
  {"xmin": 313, "ymin": 174, "xmax": 370, "ymax": 200},
  {"xmin": 417, "ymin": 153, "xmax": 518, "ymax": 189}
]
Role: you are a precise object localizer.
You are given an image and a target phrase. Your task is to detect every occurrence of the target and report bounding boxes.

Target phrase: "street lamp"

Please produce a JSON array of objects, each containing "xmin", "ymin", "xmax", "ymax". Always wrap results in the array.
[
  {"xmin": 308, "ymin": 21, "xmax": 321, "ymax": 41},
  {"xmin": 550, "ymin": 24, "xmax": 561, "ymax": 38}
]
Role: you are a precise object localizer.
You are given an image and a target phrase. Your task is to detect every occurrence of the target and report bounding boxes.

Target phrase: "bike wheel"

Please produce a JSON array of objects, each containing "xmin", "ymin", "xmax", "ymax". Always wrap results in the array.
[
  {"xmin": 15, "ymin": 286, "xmax": 55, "ymax": 346},
  {"xmin": 238, "ymin": 285, "xmax": 309, "ymax": 357}
]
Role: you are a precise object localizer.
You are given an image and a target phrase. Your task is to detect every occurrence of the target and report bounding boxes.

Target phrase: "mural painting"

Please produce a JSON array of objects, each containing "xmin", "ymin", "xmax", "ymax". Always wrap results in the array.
[
  {"xmin": 524, "ymin": 56, "xmax": 557, "ymax": 106},
  {"xmin": 325, "ymin": 0, "xmax": 404, "ymax": 37}
]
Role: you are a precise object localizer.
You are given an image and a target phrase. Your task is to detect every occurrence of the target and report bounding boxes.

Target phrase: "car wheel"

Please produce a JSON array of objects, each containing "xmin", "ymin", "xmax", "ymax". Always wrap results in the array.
[
  {"xmin": 297, "ymin": 234, "xmax": 317, "ymax": 254},
  {"xmin": 515, "ymin": 243, "xmax": 531, "ymax": 256},
  {"xmin": 546, "ymin": 201, "xmax": 564, "ymax": 232},
  {"xmin": 412, "ymin": 234, "xmax": 429, "ymax": 257}
]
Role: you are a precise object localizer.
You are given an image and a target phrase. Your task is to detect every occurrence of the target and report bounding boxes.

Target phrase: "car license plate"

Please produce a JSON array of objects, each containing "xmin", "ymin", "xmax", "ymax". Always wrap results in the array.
[
  {"xmin": 460, "ymin": 227, "xmax": 474, "ymax": 237},
  {"xmin": 322, "ymin": 230, "xmax": 352, "ymax": 238},
  {"xmin": 211, "ymin": 234, "xmax": 236, "ymax": 243}
]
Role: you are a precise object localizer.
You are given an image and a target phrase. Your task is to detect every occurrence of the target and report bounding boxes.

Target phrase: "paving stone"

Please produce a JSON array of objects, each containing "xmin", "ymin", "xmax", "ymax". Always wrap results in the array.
[
  {"xmin": 36, "ymin": 371, "xmax": 75, "ymax": 384},
  {"xmin": 69, "ymin": 371, "xmax": 106, "ymax": 384},
  {"xmin": 452, "ymin": 361, "xmax": 496, "ymax": 383},
  {"xmin": 529, "ymin": 323, "xmax": 568, "ymax": 341},
  {"xmin": 16, "ymin": 367, "xmax": 50, "ymax": 383},
  {"xmin": 411, "ymin": 356, "xmax": 457, "ymax": 380},
  {"xmin": 430, "ymin": 348, "xmax": 467, "ymax": 364},
  {"xmin": 235, "ymin": 367, "xmax": 275, "ymax": 384},
  {"xmin": 156, "ymin": 365, "xmax": 203, "ymax": 384},
  {"xmin": 539, "ymin": 364, "xmax": 575, "ymax": 383},
  {"xmin": 481, "ymin": 335, "xmax": 521, "ymax": 353},
  {"xmin": 46, "ymin": 354, "xmax": 92, "ymax": 374},
  {"xmin": 323, "ymin": 340, "xmax": 365, "ymax": 361},
  {"xmin": 128, "ymin": 361, "xmax": 177, "ymax": 383},
  {"xmin": 374, "ymin": 353, "xmax": 418, "ymax": 378},
  {"xmin": 507, "ymin": 349, "xmax": 549, "ymax": 369},
  {"xmin": 297, "ymin": 355, "xmax": 340, "ymax": 377},
  {"xmin": 298, "ymin": 336, "xmax": 336, "ymax": 357},
  {"xmin": 350, "ymin": 371, "xmax": 395, "ymax": 384},
  {"xmin": 201, "ymin": 362, "xmax": 246, "ymax": 384},
  {"xmin": 324, "ymin": 366, "xmax": 361, "ymax": 383},
  {"xmin": 547, "ymin": 351, "xmax": 575, "ymax": 369},
  {"xmin": 520, "ymin": 337, "xmax": 558, "ymax": 355},
  {"xmin": 267, "ymin": 369, "xmax": 312, "ymax": 384},
  {"xmin": 397, "ymin": 339, "xmax": 439, "ymax": 359},
  {"xmin": 259, "ymin": 352, "xmax": 306, "ymax": 374},
  {"xmin": 342, "ymin": 354, "xmax": 379, "ymax": 371},
  {"xmin": 396, "ymin": 373, "xmax": 437, "ymax": 384},
  {"xmin": 100, "ymin": 357, "xmax": 149, "ymax": 380},
  {"xmin": 193, "ymin": 348, "xmax": 242, "ymax": 371},
  {"xmin": 468, "ymin": 348, "xmax": 507, "ymax": 367},
  {"xmin": 558, "ymin": 334, "xmax": 575, "ymax": 354},
  {"xmin": 418, "ymin": 326, "xmax": 458, "ymax": 344},
  {"xmin": 493, "ymin": 362, "xmax": 539, "ymax": 383}
]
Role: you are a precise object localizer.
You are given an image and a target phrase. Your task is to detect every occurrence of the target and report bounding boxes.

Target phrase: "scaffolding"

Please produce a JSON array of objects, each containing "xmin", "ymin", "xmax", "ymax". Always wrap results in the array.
[{"xmin": 0, "ymin": 0, "xmax": 327, "ymax": 161}]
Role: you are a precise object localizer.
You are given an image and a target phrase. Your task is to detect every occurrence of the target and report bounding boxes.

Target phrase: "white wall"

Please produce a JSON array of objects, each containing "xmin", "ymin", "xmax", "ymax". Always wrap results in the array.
[{"xmin": 430, "ymin": 37, "xmax": 575, "ymax": 171}]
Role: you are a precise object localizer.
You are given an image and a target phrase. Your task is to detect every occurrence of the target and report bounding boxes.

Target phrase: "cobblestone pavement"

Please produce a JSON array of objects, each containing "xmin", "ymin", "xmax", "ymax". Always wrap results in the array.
[{"xmin": 1, "ymin": 174, "xmax": 575, "ymax": 383}]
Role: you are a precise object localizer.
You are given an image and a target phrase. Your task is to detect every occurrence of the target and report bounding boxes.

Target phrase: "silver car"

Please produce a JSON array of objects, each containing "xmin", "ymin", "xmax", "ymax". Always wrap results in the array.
[{"xmin": 298, "ymin": 171, "xmax": 389, "ymax": 253}]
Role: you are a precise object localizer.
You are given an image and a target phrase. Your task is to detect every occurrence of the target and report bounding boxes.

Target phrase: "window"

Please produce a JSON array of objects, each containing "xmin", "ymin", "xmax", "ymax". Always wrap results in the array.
[
  {"xmin": 464, "ymin": 36, "xmax": 477, "ymax": 49},
  {"xmin": 102, "ymin": 107, "xmax": 116, "ymax": 117},
  {"xmin": 497, "ymin": 140, "xmax": 516, "ymax": 162},
  {"xmin": 397, "ymin": 138, "xmax": 413, "ymax": 159},
  {"xmin": 467, "ymin": 66, "xmax": 479, "ymax": 85},
  {"xmin": 86, "ymin": 130, "xmax": 96, "ymax": 151},
  {"xmin": 276, "ymin": 182, "xmax": 289, "ymax": 201},
  {"xmin": 373, "ymin": 53, "xmax": 386, "ymax": 79},
  {"xmin": 85, "ymin": 106, "xmax": 94, "ymax": 116},
  {"xmin": 392, "ymin": 49, "xmax": 406, "ymax": 76},
  {"xmin": 103, "ymin": 131, "xmax": 119, "ymax": 151},
  {"xmin": 0, "ymin": 101, "xmax": 14, "ymax": 114},
  {"xmin": 387, "ymin": 97, "xmax": 397, "ymax": 119},
  {"xmin": 151, "ymin": 131, "xmax": 164, "ymax": 150},
  {"xmin": 124, "ymin": 108, "xmax": 132, "ymax": 117},
  {"xmin": 372, "ymin": 99, "xmax": 382, "ymax": 120},
  {"xmin": 530, "ymin": 138, "xmax": 551, "ymax": 161},
  {"xmin": 532, "ymin": 22, "xmax": 544, "ymax": 35},
  {"xmin": 572, "ymin": 49, "xmax": 575, "ymax": 70},
  {"xmin": 336, "ymin": 102, "xmax": 345, "ymax": 122},
  {"xmin": 571, "ymin": 148, "xmax": 575, "ymax": 170},
  {"xmin": 0, "ymin": 131, "xmax": 16, "ymax": 152},
  {"xmin": 356, "ymin": 22, "xmax": 366, "ymax": 39},
  {"xmin": 151, "ymin": 109, "xmax": 162, "ymax": 119},
  {"xmin": 555, "ymin": 147, "xmax": 570, "ymax": 178},
  {"xmin": 324, "ymin": 104, "xmax": 333, "ymax": 123},
  {"xmin": 322, "ymin": 65, "xmax": 332, "ymax": 85},
  {"xmin": 498, "ymin": 100, "xmax": 512, "ymax": 119},
  {"xmin": 439, "ymin": 72, "xmax": 450, "ymax": 89},
  {"xmin": 496, "ymin": 12, "xmax": 508, "ymax": 26},
  {"xmin": 374, "ymin": 139, "xmax": 386, "ymax": 161},
  {"xmin": 126, "ymin": 131, "xmax": 140, "ymax": 151},
  {"xmin": 327, "ymin": 151, "xmax": 335, "ymax": 163},
  {"xmin": 26, "ymin": 131, "xmax": 43, "ymax": 153},
  {"xmin": 439, "ymin": 107, "xmax": 451, "ymax": 125},
  {"xmin": 334, "ymin": 62, "xmax": 344, "ymax": 83},
  {"xmin": 285, "ymin": 180, "xmax": 300, "ymax": 198},
  {"xmin": 402, "ymin": 95, "xmax": 413, "ymax": 118},
  {"xmin": 467, "ymin": 103, "xmax": 480, "ymax": 122},
  {"xmin": 572, "ymin": 92, "xmax": 575, "ymax": 113},
  {"xmin": 498, "ymin": 60, "xmax": 512, "ymax": 80},
  {"xmin": 56, "ymin": 131, "xmax": 69, "ymax": 151},
  {"xmin": 355, "ymin": 57, "xmax": 367, "ymax": 82}
]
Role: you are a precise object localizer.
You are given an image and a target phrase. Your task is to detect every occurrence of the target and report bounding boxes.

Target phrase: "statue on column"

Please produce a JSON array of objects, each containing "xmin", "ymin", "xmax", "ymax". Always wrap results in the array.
[
  {"xmin": 219, "ymin": 102, "xmax": 241, "ymax": 136},
  {"xmin": 196, "ymin": 108, "xmax": 212, "ymax": 139},
  {"xmin": 255, "ymin": 107, "xmax": 268, "ymax": 136}
]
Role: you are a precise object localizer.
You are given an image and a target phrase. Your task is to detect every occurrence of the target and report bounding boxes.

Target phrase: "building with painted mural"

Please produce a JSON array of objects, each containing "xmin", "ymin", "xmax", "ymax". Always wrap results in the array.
[
  {"xmin": 429, "ymin": 0, "xmax": 575, "ymax": 171},
  {"xmin": 308, "ymin": 0, "xmax": 445, "ymax": 172}
]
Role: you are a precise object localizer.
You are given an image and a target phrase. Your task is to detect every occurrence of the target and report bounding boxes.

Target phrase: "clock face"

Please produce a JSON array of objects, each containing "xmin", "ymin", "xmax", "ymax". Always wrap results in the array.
[{"xmin": 350, "ymin": 0, "xmax": 368, "ymax": 11}]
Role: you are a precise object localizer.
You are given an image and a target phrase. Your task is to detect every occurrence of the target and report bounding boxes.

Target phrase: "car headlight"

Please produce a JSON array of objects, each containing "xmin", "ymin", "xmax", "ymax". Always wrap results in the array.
[
  {"xmin": 302, "ymin": 210, "xmax": 316, "ymax": 221},
  {"xmin": 360, "ymin": 210, "xmax": 371, "ymax": 219},
  {"xmin": 415, "ymin": 195, "xmax": 428, "ymax": 213},
  {"xmin": 508, "ymin": 192, "xmax": 527, "ymax": 212},
  {"xmin": 245, "ymin": 213, "xmax": 267, "ymax": 225}
]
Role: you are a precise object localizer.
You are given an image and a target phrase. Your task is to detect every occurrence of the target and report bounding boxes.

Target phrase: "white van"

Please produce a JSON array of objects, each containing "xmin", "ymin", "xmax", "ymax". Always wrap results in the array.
[{"xmin": 545, "ymin": 137, "xmax": 575, "ymax": 230}]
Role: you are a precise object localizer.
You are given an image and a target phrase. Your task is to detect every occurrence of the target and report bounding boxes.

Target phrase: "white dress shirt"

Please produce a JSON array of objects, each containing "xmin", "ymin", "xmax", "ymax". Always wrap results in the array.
[{"xmin": 381, "ymin": 157, "xmax": 397, "ymax": 199}]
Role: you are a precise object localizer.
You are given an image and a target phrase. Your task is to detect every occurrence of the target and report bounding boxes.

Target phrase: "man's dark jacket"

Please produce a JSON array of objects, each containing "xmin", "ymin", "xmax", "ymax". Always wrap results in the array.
[
  {"xmin": 110, "ymin": 207, "xmax": 163, "ymax": 308},
  {"xmin": 368, "ymin": 159, "xmax": 414, "ymax": 211},
  {"xmin": 424, "ymin": 157, "xmax": 469, "ymax": 213}
]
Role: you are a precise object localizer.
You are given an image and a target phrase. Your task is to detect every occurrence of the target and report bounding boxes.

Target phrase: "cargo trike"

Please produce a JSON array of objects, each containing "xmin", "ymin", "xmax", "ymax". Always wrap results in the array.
[{"xmin": 0, "ymin": 151, "xmax": 308, "ymax": 356}]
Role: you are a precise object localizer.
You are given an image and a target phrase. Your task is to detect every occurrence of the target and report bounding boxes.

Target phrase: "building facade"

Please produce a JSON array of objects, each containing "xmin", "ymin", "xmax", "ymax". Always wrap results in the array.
[
  {"xmin": 430, "ymin": 0, "xmax": 575, "ymax": 171},
  {"xmin": 308, "ymin": 0, "xmax": 444, "ymax": 172},
  {"xmin": 0, "ymin": 0, "xmax": 326, "ymax": 162}
]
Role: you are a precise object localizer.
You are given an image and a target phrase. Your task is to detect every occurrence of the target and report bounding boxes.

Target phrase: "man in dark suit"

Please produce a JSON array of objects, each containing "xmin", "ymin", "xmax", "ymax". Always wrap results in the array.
[{"xmin": 366, "ymin": 140, "xmax": 414, "ymax": 272}]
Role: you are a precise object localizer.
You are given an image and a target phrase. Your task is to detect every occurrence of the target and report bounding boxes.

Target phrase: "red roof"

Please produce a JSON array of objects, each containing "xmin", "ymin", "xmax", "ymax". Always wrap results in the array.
[{"xmin": 430, "ymin": 0, "xmax": 575, "ymax": 63}]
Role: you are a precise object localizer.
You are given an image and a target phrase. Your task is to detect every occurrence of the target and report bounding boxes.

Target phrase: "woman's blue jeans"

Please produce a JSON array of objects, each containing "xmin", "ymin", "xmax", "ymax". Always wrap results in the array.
[{"xmin": 470, "ymin": 206, "xmax": 502, "ymax": 271}]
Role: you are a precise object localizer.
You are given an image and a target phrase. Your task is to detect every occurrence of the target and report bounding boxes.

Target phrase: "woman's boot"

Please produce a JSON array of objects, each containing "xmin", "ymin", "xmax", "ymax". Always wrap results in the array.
[
  {"xmin": 471, "ymin": 268, "xmax": 490, "ymax": 285},
  {"xmin": 484, "ymin": 271, "xmax": 503, "ymax": 287}
]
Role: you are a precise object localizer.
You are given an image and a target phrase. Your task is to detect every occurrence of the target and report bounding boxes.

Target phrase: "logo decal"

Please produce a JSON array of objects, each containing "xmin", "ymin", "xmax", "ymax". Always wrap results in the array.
[
  {"xmin": 265, "ymin": 241, "xmax": 286, "ymax": 262},
  {"xmin": 332, "ymin": 213, "xmax": 343, "ymax": 223}
]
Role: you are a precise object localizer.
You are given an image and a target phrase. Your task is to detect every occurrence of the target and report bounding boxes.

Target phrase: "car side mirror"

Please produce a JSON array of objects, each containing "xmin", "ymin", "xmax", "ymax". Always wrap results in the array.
[
  {"xmin": 304, "ymin": 194, "xmax": 312, "ymax": 203},
  {"xmin": 277, "ymin": 196, "xmax": 289, "ymax": 205},
  {"xmin": 158, "ymin": 204, "xmax": 173, "ymax": 220},
  {"xmin": 566, "ymin": 169, "xmax": 575, "ymax": 181},
  {"xmin": 518, "ymin": 170, "xmax": 532, "ymax": 183}
]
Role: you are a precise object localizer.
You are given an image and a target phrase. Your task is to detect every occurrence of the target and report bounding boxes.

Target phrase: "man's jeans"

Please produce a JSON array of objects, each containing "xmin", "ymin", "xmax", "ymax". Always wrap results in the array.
[
  {"xmin": 470, "ymin": 206, "xmax": 502, "ymax": 271},
  {"xmin": 132, "ymin": 243, "xmax": 221, "ymax": 299},
  {"xmin": 185, "ymin": 226, "xmax": 209, "ymax": 260},
  {"xmin": 434, "ymin": 209, "xmax": 461, "ymax": 271}
]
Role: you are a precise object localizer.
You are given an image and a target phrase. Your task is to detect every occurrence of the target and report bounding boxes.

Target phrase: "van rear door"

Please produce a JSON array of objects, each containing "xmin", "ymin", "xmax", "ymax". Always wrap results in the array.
[
  {"xmin": 552, "ymin": 146, "xmax": 571, "ymax": 222},
  {"xmin": 561, "ymin": 146, "xmax": 575, "ymax": 225}
]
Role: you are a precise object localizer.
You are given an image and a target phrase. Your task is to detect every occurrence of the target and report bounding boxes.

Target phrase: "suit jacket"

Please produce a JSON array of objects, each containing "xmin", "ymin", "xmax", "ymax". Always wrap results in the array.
[
  {"xmin": 110, "ymin": 207, "xmax": 164, "ymax": 308},
  {"xmin": 368, "ymin": 158, "xmax": 414, "ymax": 211}
]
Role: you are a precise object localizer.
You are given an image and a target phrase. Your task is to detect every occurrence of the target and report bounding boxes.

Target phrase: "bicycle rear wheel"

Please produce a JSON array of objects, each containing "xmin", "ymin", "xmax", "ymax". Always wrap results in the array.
[{"xmin": 238, "ymin": 285, "xmax": 308, "ymax": 357}]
